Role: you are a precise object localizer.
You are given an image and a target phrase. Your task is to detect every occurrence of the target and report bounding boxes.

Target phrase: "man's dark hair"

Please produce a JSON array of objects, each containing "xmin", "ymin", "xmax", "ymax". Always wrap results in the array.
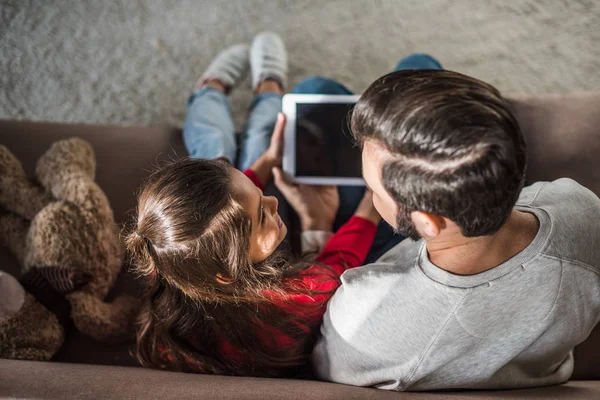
[{"xmin": 352, "ymin": 69, "xmax": 527, "ymax": 237}]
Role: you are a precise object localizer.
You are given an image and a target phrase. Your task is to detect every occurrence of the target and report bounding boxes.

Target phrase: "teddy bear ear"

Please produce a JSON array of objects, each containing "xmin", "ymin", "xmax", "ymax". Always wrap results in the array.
[{"xmin": 0, "ymin": 271, "xmax": 26, "ymax": 321}]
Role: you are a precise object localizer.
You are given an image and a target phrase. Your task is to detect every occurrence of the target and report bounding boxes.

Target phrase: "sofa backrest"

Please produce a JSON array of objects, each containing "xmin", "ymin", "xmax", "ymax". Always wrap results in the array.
[
  {"xmin": 0, "ymin": 92, "xmax": 599, "ymax": 377},
  {"xmin": 508, "ymin": 93, "xmax": 600, "ymax": 196}
]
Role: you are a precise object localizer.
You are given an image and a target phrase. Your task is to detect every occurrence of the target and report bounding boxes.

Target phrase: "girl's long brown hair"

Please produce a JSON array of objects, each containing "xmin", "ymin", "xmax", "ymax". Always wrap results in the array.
[{"xmin": 125, "ymin": 159, "xmax": 334, "ymax": 377}]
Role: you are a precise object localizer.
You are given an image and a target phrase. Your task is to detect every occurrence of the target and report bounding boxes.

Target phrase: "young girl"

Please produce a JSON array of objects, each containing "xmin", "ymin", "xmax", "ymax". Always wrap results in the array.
[{"xmin": 126, "ymin": 32, "xmax": 381, "ymax": 377}]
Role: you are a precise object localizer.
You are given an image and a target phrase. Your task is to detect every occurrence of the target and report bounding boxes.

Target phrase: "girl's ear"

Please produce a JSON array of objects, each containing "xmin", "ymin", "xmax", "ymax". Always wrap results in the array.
[{"xmin": 216, "ymin": 273, "xmax": 234, "ymax": 285}]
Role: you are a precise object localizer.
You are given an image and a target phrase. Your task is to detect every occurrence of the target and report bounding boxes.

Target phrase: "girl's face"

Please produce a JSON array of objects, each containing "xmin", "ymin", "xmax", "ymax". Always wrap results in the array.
[{"xmin": 230, "ymin": 168, "xmax": 287, "ymax": 263}]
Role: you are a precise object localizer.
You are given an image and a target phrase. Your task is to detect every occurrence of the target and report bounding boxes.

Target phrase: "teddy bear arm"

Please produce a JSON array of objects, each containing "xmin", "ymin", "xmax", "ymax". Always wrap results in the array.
[
  {"xmin": 0, "ymin": 212, "xmax": 29, "ymax": 266},
  {"xmin": 0, "ymin": 179, "xmax": 52, "ymax": 221},
  {"xmin": 0, "ymin": 145, "xmax": 53, "ymax": 220},
  {"xmin": 67, "ymin": 292, "xmax": 139, "ymax": 344}
]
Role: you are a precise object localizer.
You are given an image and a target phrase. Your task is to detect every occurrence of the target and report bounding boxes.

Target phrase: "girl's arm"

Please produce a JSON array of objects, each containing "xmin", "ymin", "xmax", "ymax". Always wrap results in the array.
[
  {"xmin": 278, "ymin": 216, "xmax": 377, "ymax": 325},
  {"xmin": 314, "ymin": 215, "xmax": 377, "ymax": 275},
  {"xmin": 246, "ymin": 113, "xmax": 285, "ymax": 187},
  {"xmin": 314, "ymin": 190, "xmax": 380, "ymax": 274},
  {"xmin": 294, "ymin": 191, "xmax": 381, "ymax": 298},
  {"xmin": 277, "ymin": 194, "xmax": 380, "ymax": 328}
]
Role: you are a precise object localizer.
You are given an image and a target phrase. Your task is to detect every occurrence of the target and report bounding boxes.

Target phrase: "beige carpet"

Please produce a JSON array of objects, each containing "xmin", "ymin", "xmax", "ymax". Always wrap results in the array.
[{"xmin": 1, "ymin": 0, "xmax": 599, "ymax": 129}]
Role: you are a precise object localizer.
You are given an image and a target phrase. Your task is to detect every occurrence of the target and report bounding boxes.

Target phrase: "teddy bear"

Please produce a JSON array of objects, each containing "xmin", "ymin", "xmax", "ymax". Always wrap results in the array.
[{"xmin": 0, "ymin": 137, "xmax": 139, "ymax": 360}]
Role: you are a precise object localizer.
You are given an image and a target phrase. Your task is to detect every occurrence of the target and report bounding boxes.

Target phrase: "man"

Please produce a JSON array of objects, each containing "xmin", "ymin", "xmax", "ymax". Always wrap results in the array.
[{"xmin": 311, "ymin": 69, "xmax": 600, "ymax": 390}]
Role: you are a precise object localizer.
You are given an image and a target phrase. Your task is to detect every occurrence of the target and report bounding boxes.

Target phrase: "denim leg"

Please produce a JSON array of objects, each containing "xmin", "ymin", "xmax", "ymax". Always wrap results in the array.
[
  {"xmin": 238, "ymin": 92, "xmax": 283, "ymax": 171},
  {"xmin": 292, "ymin": 76, "xmax": 353, "ymax": 95},
  {"xmin": 393, "ymin": 53, "xmax": 443, "ymax": 71},
  {"xmin": 183, "ymin": 87, "xmax": 237, "ymax": 162}
]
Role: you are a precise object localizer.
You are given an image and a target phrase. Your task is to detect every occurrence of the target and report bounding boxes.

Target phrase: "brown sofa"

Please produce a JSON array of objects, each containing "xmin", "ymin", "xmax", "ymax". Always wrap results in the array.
[{"xmin": 1, "ymin": 92, "xmax": 600, "ymax": 399}]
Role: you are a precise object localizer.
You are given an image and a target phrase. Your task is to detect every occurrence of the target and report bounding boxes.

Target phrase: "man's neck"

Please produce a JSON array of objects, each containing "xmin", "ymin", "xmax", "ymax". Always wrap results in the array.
[{"xmin": 425, "ymin": 210, "xmax": 540, "ymax": 276}]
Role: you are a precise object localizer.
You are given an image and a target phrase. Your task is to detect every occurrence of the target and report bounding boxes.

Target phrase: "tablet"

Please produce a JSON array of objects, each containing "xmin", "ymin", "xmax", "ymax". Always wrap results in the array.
[{"xmin": 282, "ymin": 94, "xmax": 363, "ymax": 185}]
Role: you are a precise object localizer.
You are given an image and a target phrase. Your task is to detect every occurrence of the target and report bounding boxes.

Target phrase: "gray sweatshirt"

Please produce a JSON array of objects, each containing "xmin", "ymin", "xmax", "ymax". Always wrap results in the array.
[{"xmin": 312, "ymin": 178, "xmax": 600, "ymax": 391}]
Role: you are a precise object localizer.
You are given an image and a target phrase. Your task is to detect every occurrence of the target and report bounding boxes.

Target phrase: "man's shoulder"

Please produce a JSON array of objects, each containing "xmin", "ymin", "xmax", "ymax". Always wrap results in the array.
[
  {"xmin": 519, "ymin": 178, "xmax": 600, "ymax": 274},
  {"xmin": 325, "ymin": 240, "xmax": 429, "ymax": 344},
  {"xmin": 518, "ymin": 178, "xmax": 600, "ymax": 236},
  {"xmin": 341, "ymin": 239, "xmax": 423, "ymax": 286},
  {"xmin": 518, "ymin": 178, "xmax": 600, "ymax": 210}
]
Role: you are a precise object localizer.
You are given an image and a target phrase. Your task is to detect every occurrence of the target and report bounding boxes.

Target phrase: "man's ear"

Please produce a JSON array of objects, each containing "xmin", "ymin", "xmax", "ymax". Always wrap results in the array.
[{"xmin": 412, "ymin": 211, "xmax": 445, "ymax": 238}]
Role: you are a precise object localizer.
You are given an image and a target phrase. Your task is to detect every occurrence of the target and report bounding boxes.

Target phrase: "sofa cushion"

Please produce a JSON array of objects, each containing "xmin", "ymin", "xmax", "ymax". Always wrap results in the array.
[{"xmin": 1, "ymin": 359, "xmax": 600, "ymax": 400}]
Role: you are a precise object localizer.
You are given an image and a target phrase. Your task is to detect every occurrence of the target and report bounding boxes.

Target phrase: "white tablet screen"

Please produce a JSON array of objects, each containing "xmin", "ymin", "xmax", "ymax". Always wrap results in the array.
[{"xmin": 295, "ymin": 102, "xmax": 362, "ymax": 178}]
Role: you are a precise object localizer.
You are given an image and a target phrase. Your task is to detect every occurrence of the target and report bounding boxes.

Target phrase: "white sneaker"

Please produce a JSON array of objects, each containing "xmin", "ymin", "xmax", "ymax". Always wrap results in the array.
[
  {"xmin": 250, "ymin": 32, "xmax": 287, "ymax": 91},
  {"xmin": 195, "ymin": 44, "xmax": 249, "ymax": 91}
]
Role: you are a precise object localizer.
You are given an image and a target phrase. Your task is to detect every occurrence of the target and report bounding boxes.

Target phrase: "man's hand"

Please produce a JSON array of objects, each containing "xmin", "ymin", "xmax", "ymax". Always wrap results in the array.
[{"xmin": 273, "ymin": 167, "xmax": 339, "ymax": 231}]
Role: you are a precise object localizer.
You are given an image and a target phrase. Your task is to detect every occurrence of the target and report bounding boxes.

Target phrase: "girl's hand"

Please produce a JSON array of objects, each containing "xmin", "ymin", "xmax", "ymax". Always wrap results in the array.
[
  {"xmin": 273, "ymin": 167, "xmax": 339, "ymax": 231},
  {"xmin": 248, "ymin": 113, "xmax": 286, "ymax": 185},
  {"xmin": 354, "ymin": 190, "xmax": 381, "ymax": 226},
  {"xmin": 264, "ymin": 113, "xmax": 286, "ymax": 167}
]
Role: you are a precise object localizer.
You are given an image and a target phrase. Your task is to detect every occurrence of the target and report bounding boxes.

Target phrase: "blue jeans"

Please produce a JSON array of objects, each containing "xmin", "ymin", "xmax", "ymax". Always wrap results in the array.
[
  {"xmin": 184, "ymin": 88, "xmax": 282, "ymax": 170},
  {"xmin": 292, "ymin": 53, "xmax": 443, "ymax": 263}
]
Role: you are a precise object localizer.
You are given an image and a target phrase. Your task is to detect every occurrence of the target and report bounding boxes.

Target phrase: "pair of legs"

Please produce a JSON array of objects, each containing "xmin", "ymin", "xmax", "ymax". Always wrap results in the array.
[
  {"xmin": 184, "ymin": 32, "xmax": 287, "ymax": 170},
  {"xmin": 292, "ymin": 54, "xmax": 443, "ymax": 262},
  {"xmin": 184, "ymin": 52, "xmax": 442, "ymax": 261},
  {"xmin": 184, "ymin": 83, "xmax": 282, "ymax": 170}
]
